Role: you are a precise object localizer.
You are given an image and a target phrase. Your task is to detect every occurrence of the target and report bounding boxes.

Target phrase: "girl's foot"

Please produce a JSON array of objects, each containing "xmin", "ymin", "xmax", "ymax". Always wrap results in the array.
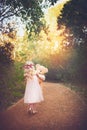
[
  {"xmin": 32, "ymin": 110, "xmax": 38, "ymax": 114},
  {"xmin": 27, "ymin": 107, "xmax": 32, "ymax": 114}
]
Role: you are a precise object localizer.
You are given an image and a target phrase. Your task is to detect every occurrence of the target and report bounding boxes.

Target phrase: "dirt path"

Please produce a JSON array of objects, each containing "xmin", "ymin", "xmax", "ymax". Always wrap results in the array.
[{"xmin": 0, "ymin": 82, "xmax": 87, "ymax": 130}]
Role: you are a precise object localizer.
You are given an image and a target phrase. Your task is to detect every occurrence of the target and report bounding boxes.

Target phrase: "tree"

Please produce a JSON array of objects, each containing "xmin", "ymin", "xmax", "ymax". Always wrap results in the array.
[
  {"xmin": 57, "ymin": 0, "xmax": 87, "ymax": 82},
  {"xmin": 0, "ymin": 42, "xmax": 14, "ymax": 64},
  {"xmin": 50, "ymin": 0, "xmax": 57, "ymax": 5},
  {"xmin": 0, "ymin": 0, "xmax": 59, "ymax": 36},
  {"xmin": 58, "ymin": 0, "xmax": 87, "ymax": 47},
  {"xmin": 0, "ymin": 0, "xmax": 44, "ymax": 35}
]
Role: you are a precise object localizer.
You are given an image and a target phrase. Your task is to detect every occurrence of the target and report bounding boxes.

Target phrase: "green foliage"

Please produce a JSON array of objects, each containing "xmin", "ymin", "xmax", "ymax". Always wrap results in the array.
[
  {"xmin": 58, "ymin": 0, "xmax": 87, "ymax": 42},
  {"xmin": 0, "ymin": 42, "xmax": 14, "ymax": 64},
  {"xmin": 0, "ymin": 62, "xmax": 25, "ymax": 111},
  {"xmin": 34, "ymin": 47, "xmax": 87, "ymax": 83},
  {"xmin": 20, "ymin": 0, "xmax": 44, "ymax": 35},
  {"xmin": 0, "ymin": 0, "xmax": 45, "ymax": 35},
  {"xmin": 57, "ymin": 0, "xmax": 87, "ymax": 83},
  {"xmin": 65, "ymin": 83, "xmax": 87, "ymax": 104}
]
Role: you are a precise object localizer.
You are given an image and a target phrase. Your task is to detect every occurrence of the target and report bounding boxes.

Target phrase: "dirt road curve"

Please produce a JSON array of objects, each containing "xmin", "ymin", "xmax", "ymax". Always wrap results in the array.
[{"xmin": 0, "ymin": 82, "xmax": 87, "ymax": 130}]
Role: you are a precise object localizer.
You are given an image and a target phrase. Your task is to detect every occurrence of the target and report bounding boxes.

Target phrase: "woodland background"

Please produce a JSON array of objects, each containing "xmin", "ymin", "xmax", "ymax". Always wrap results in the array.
[{"xmin": 0, "ymin": 0, "xmax": 87, "ymax": 110}]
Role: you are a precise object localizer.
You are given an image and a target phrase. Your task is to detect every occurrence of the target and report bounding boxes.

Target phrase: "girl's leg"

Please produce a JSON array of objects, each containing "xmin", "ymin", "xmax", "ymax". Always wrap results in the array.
[
  {"xmin": 32, "ymin": 103, "xmax": 38, "ymax": 114},
  {"xmin": 29, "ymin": 103, "xmax": 33, "ymax": 110},
  {"xmin": 27, "ymin": 103, "xmax": 38, "ymax": 114},
  {"xmin": 27, "ymin": 103, "xmax": 33, "ymax": 112}
]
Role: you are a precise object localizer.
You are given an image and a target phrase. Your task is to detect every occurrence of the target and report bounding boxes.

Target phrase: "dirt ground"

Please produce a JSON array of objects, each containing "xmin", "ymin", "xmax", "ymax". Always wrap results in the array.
[{"xmin": 0, "ymin": 82, "xmax": 87, "ymax": 130}]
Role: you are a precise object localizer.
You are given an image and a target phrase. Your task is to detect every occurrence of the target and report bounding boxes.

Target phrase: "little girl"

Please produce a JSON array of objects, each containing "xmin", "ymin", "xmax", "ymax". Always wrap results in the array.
[{"xmin": 23, "ymin": 61, "xmax": 47, "ymax": 114}]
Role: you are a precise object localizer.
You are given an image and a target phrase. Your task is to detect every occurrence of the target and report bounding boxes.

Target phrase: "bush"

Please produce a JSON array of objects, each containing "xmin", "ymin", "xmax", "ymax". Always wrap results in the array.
[{"xmin": 0, "ymin": 62, "xmax": 25, "ymax": 111}]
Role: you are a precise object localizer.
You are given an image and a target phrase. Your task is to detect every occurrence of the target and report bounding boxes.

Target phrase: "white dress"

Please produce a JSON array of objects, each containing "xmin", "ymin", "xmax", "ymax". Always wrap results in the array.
[{"xmin": 24, "ymin": 75, "xmax": 44, "ymax": 104}]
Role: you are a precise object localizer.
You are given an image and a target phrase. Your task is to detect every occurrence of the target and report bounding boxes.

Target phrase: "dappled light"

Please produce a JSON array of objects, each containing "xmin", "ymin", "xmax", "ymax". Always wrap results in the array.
[
  {"xmin": 0, "ymin": 1, "xmax": 87, "ymax": 130},
  {"xmin": 38, "ymin": 25, "xmax": 70, "ymax": 53},
  {"xmin": 0, "ymin": 0, "xmax": 71, "ymax": 64},
  {"xmin": 0, "ymin": 0, "xmax": 79, "ymax": 83},
  {"xmin": 0, "ymin": 0, "xmax": 87, "ymax": 83}
]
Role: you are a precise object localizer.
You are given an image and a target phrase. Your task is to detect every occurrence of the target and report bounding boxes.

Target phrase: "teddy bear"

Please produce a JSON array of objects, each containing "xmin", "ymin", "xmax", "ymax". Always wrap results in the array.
[{"xmin": 36, "ymin": 64, "xmax": 48, "ymax": 84}]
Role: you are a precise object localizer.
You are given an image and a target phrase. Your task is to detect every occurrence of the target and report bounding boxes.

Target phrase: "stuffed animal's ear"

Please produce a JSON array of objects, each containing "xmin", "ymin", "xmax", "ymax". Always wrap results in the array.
[{"xmin": 40, "ymin": 66, "xmax": 48, "ymax": 73}]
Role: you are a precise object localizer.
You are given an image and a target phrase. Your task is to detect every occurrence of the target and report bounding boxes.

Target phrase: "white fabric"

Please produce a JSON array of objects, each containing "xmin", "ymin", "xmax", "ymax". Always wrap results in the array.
[{"xmin": 24, "ymin": 75, "xmax": 44, "ymax": 103}]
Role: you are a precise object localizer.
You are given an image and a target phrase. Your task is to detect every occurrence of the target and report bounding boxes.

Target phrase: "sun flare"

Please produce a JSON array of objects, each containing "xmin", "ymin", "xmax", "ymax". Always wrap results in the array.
[{"xmin": 38, "ymin": 0, "xmax": 70, "ymax": 54}]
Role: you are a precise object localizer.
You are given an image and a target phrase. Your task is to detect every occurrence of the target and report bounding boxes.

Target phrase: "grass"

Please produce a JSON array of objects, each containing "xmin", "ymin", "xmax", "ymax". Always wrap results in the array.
[
  {"xmin": 64, "ymin": 82, "xmax": 87, "ymax": 104},
  {"xmin": 0, "ymin": 62, "xmax": 25, "ymax": 111}
]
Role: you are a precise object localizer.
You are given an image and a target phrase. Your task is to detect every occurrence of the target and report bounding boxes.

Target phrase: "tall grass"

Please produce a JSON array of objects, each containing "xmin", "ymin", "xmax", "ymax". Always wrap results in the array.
[{"xmin": 0, "ymin": 62, "xmax": 25, "ymax": 111}]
